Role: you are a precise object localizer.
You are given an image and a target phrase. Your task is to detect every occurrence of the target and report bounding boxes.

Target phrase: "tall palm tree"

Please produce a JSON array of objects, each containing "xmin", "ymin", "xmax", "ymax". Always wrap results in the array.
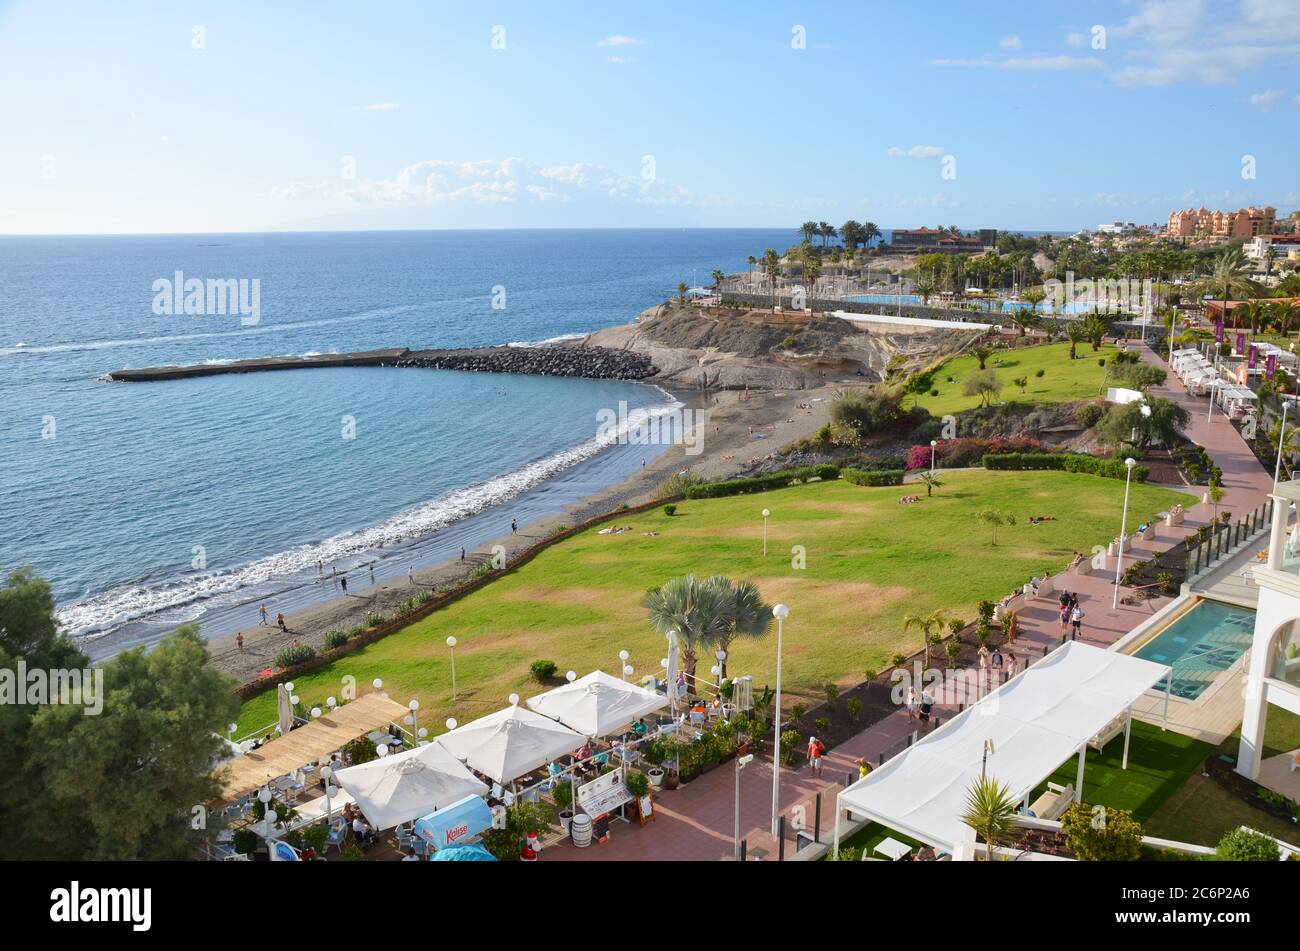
[
  {"xmin": 701, "ymin": 576, "xmax": 772, "ymax": 680},
  {"xmin": 1065, "ymin": 322, "xmax": 1084, "ymax": 359},
  {"xmin": 802, "ymin": 251, "xmax": 822, "ymax": 305},
  {"xmin": 904, "ymin": 610, "xmax": 949, "ymax": 668},
  {"xmin": 711, "ymin": 268, "xmax": 725, "ymax": 293},
  {"xmin": 961, "ymin": 774, "xmax": 1019, "ymax": 861},
  {"xmin": 1006, "ymin": 307, "xmax": 1040, "ymax": 337},
  {"xmin": 1022, "ymin": 288, "xmax": 1046, "ymax": 313},
  {"xmin": 1269, "ymin": 300, "xmax": 1300, "ymax": 341},
  {"xmin": 1238, "ymin": 299, "xmax": 1268, "ymax": 335},
  {"xmin": 763, "ymin": 249, "xmax": 782, "ymax": 308},
  {"xmin": 676, "ymin": 282, "xmax": 687, "ymax": 304},
  {"xmin": 799, "ymin": 221, "xmax": 818, "ymax": 244},
  {"xmin": 642, "ymin": 575, "xmax": 731, "ymax": 690},
  {"xmin": 1198, "ymin": 247, "xmax": 1260, "ymax": 327},
  {"xmin": 862, "ymin": 221, "xmax": 882, "ymax": 249},
  {"xmin": 747, "ymin": 254, "xmax": 757, "ymax": 275},
  {"xmin": 817, "ymin": 221, "xmax": 835, "ymax": 247}
]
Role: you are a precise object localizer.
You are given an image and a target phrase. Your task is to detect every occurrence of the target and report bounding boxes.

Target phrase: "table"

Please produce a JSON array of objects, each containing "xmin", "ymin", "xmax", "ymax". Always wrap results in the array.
[{"xmin": 874, "ymin": 837, "xmax": 913, "ymax": 861}]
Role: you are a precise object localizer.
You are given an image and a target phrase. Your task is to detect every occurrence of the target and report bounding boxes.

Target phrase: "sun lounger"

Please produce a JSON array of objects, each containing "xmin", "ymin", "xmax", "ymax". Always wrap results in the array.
[
  {"xmin": 1026, "ymin": 782, "xmax": 1074, "ymax": 820},
  {"xmin": 1089, "ymin": 713, "xmax": 1126, "ymax": 752}
]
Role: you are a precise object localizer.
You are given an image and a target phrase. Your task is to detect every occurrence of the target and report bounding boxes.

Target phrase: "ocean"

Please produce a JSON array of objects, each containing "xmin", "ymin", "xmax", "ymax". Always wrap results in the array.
[{"xmin": 0, "ymin": 228, "xmax": 794, "ymax": 655}]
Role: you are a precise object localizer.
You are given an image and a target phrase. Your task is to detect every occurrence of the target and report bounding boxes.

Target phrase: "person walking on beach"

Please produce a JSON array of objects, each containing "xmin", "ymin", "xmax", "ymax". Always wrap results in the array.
[
  {"xmin": 340, "ymin": 575, "xmax": 348, "ymax": 594},
  {"xmin": 236, "ymin": 632, "xmax": 244, "ymax": 653},
  {"xmin": 277, "ymin": 612, "xmax": 287, "ymax": 633},
  {"xmin": 511, "ymin": 519, "xmax": 517, "ymax": 534},
  {"xmin": 259, "ymin": 602, "xmax": 269, "ymax": 625},
  {"xmin": 408, "ymin": 567, "xmax": 414, "ymax": 586},
  {"xmin": 460, "ymin": 547, "xmax": 465, "ymax": 561},
  {"xmin": 369, "ymin": 564, "xmax": 375, "ymax": 586},
  {"xmin": 317, "ymin": 559, "xmax": 323, "ymax": 579}
]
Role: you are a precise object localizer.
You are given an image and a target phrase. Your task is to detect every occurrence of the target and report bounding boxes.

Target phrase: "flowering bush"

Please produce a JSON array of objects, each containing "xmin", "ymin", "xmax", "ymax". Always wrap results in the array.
[{"xmin": 907, "ymin": 436, "xmax": 1045, "ymax": 470}]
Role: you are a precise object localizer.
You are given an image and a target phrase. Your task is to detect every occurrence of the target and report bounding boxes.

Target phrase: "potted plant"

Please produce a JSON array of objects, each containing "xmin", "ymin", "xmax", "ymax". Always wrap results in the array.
[
  {"xmin": 641, "ymin": 738, "xmax": 667, "ymax": 787},
  {"xmin": 553, "ymin": 778, "xmax": 575, "ymax": 836}
]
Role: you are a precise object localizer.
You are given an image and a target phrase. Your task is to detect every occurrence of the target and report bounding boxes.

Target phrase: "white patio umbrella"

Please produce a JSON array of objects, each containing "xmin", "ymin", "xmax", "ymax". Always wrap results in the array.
[
  {"xmin": 436, "ymin": 703, "xmax": 585, "ymax": 785},
  {"xmin": 334, "ymin": 741, "xmax": 489, "ymax": 830},
  {"xmin": 525, "ymin": 670, "xmax": 668, "ymax": 737}
]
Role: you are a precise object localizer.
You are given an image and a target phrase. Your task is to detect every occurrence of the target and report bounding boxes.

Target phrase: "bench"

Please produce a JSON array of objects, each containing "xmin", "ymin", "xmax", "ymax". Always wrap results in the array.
[
  {"xmin": 1026, "ymin": 782, "xmax": 1075, "ymax": 821},
  {"xmin": 1089, "ymin": 713, "xmax": 1126, "ymax": 753}
]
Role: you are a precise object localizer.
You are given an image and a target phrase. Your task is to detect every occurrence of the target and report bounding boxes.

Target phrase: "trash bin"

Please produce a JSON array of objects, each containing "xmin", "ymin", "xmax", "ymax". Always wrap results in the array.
[{"xmin": 570, "ymin": 813, "xmax": 593, "ymax": 848}]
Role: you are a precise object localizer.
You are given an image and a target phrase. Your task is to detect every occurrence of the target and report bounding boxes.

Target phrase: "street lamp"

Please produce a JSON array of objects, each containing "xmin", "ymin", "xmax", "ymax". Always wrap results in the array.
[
  {"xmin": 408, "ymin": 699, "xmax": 419, "ymax": 744},
  {"xmin": 1207, "ymin": 353, "xmax": 1221, "ymax": 422},
  {"xmin": 734, "ymin": 752, "xmax": 754, "ymax": 859},
  {"xmin": 446, "ymin": 636, "xmax": 458, "ymax": 700},
  {"xmin": 770, "ymin": 603, "xmax": 789, "ymax": 836},
  {"xmin": 981, "ymin": 739, "xmax": 995, "ymax": 780},
  {"xmin": 1274, "ymin": 400, "xmax": 1291, "ymax": 492},
  {"xmin": 1111, "ymin": 457, "xmax": 1138, "ymax": 610},
  {"xmin": 715, "ymin": 648, "xmax": 728, "ymax": 685},
  {"xmin": 761, "ymin": 508, "xmax": 770, "ymax": 556},
  {"xmin": 619, "ymin": 649, "xmax": 630, "ymax": 681},
  {"xmin": 930, "ymin": 440, "xmax": 938, "ymax": 475},
  {"xmin": 320, "ymin": 766, "xmax": 336, "ymax": 822}
]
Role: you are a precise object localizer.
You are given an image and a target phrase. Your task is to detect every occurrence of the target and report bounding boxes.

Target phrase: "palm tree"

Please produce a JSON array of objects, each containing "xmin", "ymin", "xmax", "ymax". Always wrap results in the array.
[
  {"xmin": 1022, "ymin": 288, "xmax": 1046, "ymax": 313},
  {"xmin": 711, "ymin": 268, "xmax": 725, "ymax": 294},
  {"xmin": 915, "ymin": 277, "xmax": 938, "ymax": 305},
  {"xmin": 1006, "ymin": 307, "xmax": 1039, "ymax": 337},
  {"xmin": 1270, "ymin": 300, "xmax": 1300, "ymax": 341},
  {"xmin": 799, "ymin": 221, "xmax": 818, "ymax": 244},
  {"xmin": 643, "ymin": 575, "xmax": 730, "ymax": 690},
  {"xmin": 818, "ymin": 221, "xmax": 836, "ymax": 247},
  {"xmin": 676, "ymin": 282, "xmax": 687, "ymax": 304},
  {"xmin": 1239, "ymin": 299, "xmax": 1268, "ymax": 335},
  {"xmin": 916, "ymin": 471, "xmax": 942, "ymax": 497},
  {"xmin": 1198, "ymin": 247, "xmax": 1260, "ymax": 327},
  {"xmin": 972, "ymin": 345, "xmax": 993, "ymax": 370},
  {"xmin": 862, "ymin": 221, "xmax": 882, "ymax": 249},
  {"xmin": 961, "ymin": 774, "xmax": 1019, "ymax": 861},
  {"xmin": 904, "ymin": 610, "xmax": 949, "ymax": 668},
  {"xmin": 977, "ymin": 508, "xmax": 1014, "ymax": 545},
  {"xmin": 747, "ymin": 254, "xmax": 757, "ymax": 276},
  {"xmin": 840, "ymin": 219, "xmax": 862, "ymax": 250},
  {"xmin": 1066, "ymin": 323, "xmax": 1084, "ymax": 360},
  {"xmin": 701, "ymin": 576, "xmax": 772, "ymax": 680},
  {"xmin": 763, "ymin": 249, "xmax": 781, "ymax": 308},
  {"xmin": 802, "ymin": 251, "xmax": 822, "ymax": 305}
]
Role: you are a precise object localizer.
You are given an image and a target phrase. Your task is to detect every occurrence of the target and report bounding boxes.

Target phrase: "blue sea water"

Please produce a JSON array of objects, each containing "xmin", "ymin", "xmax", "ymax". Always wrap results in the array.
[{"xmin": 0, "ymin": 228, "xmax": 792, "ymax": 653}]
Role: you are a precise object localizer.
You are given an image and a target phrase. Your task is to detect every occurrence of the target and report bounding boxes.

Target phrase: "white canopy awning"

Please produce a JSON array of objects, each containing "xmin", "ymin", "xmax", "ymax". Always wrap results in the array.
[
  {"xmin": 437, "ymin": 703, "xmax": 586, "ymax": 785},
  {"xmin": 335, "ymin": 741, "xmax": 489, "ymax": 830},
  {"xmin": 837, "ymin": 642, "xmax": 1171, "ymax": 852},
  {"xmin": 525, "ymin": 670, "xmax": 668, "ymax": 737}
]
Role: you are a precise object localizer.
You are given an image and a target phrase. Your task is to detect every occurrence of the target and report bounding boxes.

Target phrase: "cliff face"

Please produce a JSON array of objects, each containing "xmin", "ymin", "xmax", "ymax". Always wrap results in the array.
[{"xmin": 575, "ymin": 301, "xmax": 981, "ymax": 391}]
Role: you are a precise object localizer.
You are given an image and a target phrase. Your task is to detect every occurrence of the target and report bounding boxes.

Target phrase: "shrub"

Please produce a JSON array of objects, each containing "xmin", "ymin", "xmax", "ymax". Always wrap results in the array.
[
  {"xmin": 824, "ymin": 683, "xmax": 839, "ymax": 707},
  {"xmin": 1076, "ymin": 402, "xmax": 1105, "ymax": 428},
  {"xmin": 663, "ymin": 504, "xmax": 677, "ymax": 516},
  {"xmin": 529, "ymin": 659, "xmax": 557, "ymax": 683},
  {"xmin": 791, "ymin": 704, "xmax": 806, "ymax": 721},
  {"xmin": 814, "ymin": 717, "xmax": 830, "ymax": 735},
  {"xmin": 779, "ymin": 730, "xmax": 802, "ymax": 765},
  {"xmin": 1215, "ymin": 828, "xmax": 1281, "ymax": 861},
  {"xmin": 813, "ymin": 463, "xmax": 840, "ymax": 480},
  {"xmin": 982, "ymin": 451, "xmax": 1150, "ymax": 482},
  {"xmin": 830, "ymin": 386, "xmax": 910, "ymax": 437},
  {"xmin": 364, "ymin": 611, "xmax": 388, "ymax": 628},
  {"xmin": 324, "ymin": 630, "xmax": 349, "ymax": 649},
  {"xmin": 274, "ymin": 645, "xmax": 316, "ymax": 669},
  {"xmin": 553, "ymin": 780, "xmax": 574, "ymax": 811},
  {"xmin": 1035, "ymin": 368, "xmax": 1045, "ymax": 378},
  {"xmin": 625, "ymin": 770, "xmax": 650, "ymax": 797},
  {"xmin": 1060, "ymin": 803, "xmax": 1144, "ymax": 861},
  {"xmin": 655, "ymin": 470, "xmax": 701, "ymax": 499},
  {"xmin": 842, "ymin": 467, "xmax": 905, "ymax": 487},
  {"xmin": 846, "ymin": 698, "xmax": 862, "ymax": 721}
]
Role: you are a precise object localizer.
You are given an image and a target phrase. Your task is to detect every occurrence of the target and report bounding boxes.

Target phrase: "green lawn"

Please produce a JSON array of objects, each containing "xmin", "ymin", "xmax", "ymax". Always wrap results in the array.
[
  {"xmin": 916, "ymin": 341, "xmax": 1123, "ymax": 417},
  {"xmin": 236, "ymin": 470, "xmax": 1187, "ymax": 735},
  {"xmin": 1032, "ymin": 720, "xmax": 1214, "ymax": 823}
]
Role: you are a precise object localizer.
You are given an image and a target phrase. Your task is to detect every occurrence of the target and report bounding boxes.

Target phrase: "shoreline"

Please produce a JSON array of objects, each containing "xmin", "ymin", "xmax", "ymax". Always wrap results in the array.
[{"xmin": 197, "ymin": 381, "xmax": 839, "ymax": 682}]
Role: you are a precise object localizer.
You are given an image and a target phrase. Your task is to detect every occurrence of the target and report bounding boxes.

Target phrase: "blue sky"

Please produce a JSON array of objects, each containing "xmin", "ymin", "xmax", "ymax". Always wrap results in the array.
[{"xmin": 1, "ymin": 0, "xmax": 1297, "ymax": 234}]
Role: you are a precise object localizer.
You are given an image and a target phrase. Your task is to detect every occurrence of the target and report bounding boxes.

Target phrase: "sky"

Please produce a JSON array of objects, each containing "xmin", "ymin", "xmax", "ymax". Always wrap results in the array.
[{"xmin": 0, "ymin": 0, "xmax": 1297, "ymax": 235}]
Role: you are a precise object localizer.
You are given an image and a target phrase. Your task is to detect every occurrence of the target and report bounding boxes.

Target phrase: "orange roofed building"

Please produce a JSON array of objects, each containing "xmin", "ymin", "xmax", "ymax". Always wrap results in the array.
[{"xmin": 1167, "ymin": 206, "xmax": 1277, "ymax": 241}]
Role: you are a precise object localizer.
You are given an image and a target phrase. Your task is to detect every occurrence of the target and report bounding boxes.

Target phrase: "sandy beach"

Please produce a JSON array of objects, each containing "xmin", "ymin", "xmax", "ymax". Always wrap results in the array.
[{"xmin": 205, "ymin": 382, "xmax": 839, "ymax": 682}]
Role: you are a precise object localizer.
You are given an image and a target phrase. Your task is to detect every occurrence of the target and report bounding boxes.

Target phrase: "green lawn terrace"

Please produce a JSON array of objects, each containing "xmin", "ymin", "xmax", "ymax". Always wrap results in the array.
[
  {"xmin": 915, "ymin": 340, "xmax": 1124, "ymax": 417},
  {"xmin": 237, "ymin": 470, "xmax": 1188, "ymax": 739}
]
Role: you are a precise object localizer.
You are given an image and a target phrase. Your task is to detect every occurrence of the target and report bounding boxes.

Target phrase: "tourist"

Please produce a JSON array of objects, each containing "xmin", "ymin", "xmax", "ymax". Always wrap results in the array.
[
  {"xmin": 340, "ymin": 575, "xmax": 348, "ymax": 594},
  {"xmin": 1070, "ymin": 603, "xmax": 1084, "ymax": 640},
  {"xmin": 905, "ymin": 685, "xmax": 918, "ymax": 720},
  {"xmin": 317, "ymin": 559, "xmax": 323, "ymax": 578},
  {"xmin": 460, "ymin": 547, "xmax": 465, "ymax": 561},
  {"xmin": 807, "ymin": 735, "xmax": 826, "ymax": 775},
  {"xmin": 259, "ymin": 602, "xmax": 269, "ymax": 625},
  {"xmin": 351, "ymin": 813, "xmax": 373, "ymax": 847},
  {"xmin": 511, "ymin": 518, "xmax": 517, "ymax": 533},
  {"xmin": 401, "ymin": 849, "xmax": 421, "ymax": 861},
  {"xmin": 977, "ymin": 644, "xmax": 989, "ymax": 672},
  {"xmin": 277, "ymin": 612, "xmax": 287, "ymax": 632},
  {"xmin": 408, "ymin": 567, "xmax": 414, "ymax": 586},
  {"xmin": 991, "ymin": 650, "xmax": 1003, "ymax": 676},
  {"xmin": 857, "ymin": 757, "xmax": 872, "ymax": 780},
  {"xmin": 369, "ymin": 564, "xmax": 375, "ymax": 586},
  {"xmin": 236, "ymin": 632, "xmax": 244, "ymax": 653},
  {"xmin": 918, "ymin": 692, "xmax": 933, "ymax": 724},
  {"xmin": 1005, "ymin": 652, "xmax": 1018, "ymax": 678}
]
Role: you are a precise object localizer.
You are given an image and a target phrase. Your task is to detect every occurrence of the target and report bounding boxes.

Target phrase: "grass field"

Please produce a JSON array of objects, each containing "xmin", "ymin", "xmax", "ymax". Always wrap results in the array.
[
  {"xmin": 236, "ymin": 469, "xmax": 1187, "ymax": 735},
  {"xmin": 916, "ymin": 341, "xmax": 1122, "ymax": 417}
]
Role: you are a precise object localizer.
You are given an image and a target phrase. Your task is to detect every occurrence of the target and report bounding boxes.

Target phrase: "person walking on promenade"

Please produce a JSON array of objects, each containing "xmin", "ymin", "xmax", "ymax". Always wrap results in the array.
[
  {"xmin": 1070, "ymin": 603, "xmax": 1084, "ymax": 640},
  {"xmin": 807, "ymin": 735, "xmax": 826, "ymax": 776}
]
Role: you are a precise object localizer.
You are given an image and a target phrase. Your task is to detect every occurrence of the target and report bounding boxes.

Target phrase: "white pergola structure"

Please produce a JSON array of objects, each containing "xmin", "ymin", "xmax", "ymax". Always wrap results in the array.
[{"xmin": 834, "ymin": 642, "xmax": 1172, "ymax": 859}]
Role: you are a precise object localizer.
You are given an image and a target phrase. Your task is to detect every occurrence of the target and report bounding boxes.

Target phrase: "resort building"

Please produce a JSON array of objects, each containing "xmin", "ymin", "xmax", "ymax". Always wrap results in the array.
[
  {"xmin": 887, "ymin": 227, "xmax": 997, "ymax": 254},
  {"xmin": 1167, "ymin": 206, "xmax": 1277, "ymax": 241},
  {"xmin": 1237, "ymin": 480, "xmax": 1300, "ymax": 781},
  {"xmin": 1246, "ymin": 233, "xmax": 1300, "ymax": 263}
]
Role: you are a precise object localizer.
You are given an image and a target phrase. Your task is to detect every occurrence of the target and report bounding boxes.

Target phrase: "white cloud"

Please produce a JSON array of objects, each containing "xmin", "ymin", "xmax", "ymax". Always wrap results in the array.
[
  {"xmin": 605, "ymin": 56, "xmax": 635, "ymax": 64},
  {"xmin": 886, "ymin": 145, "xmax": 946, "ymax": 159},
  {"xmin": 364, "ymin": 103, "xmax": 399, "ymax": 111},
  {"xmin": 273, "ymin": 157, "xmax": 719, "ymax": 209},
  {"xmin": 930, "ymin": 55, "xmax": 1103, "ymax": 70},
  {"xmin": 596, "ymin": 35, "xmax": 642, "ymax": 47},
  {"xmin": 999, "ymin": 34, "xmax": 1022, "ymax": 50},
  {"xmin": 1249, "ymin": 88, "xmax": 1286, "ymax": 109}
]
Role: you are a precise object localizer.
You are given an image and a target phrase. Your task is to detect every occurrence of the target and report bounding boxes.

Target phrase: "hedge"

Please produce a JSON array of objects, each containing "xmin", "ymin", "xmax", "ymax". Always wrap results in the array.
[
  {"xmin": 841, "ymin": 467, "xmax": 906, "ymax": 487},
  {"xmin": 981, "ymin": 452, "xmax": 1149, "ymax": 482},
  {"xmin": 683, "ymin": 465, "xmax": 838, "ymax": 499}
]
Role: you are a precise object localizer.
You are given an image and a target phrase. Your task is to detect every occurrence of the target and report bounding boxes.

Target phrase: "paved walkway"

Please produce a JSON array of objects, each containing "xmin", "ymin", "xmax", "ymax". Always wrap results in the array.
[{"xmin": 549, "ymin": 342, "xmax": 1275, "ymax": 861}]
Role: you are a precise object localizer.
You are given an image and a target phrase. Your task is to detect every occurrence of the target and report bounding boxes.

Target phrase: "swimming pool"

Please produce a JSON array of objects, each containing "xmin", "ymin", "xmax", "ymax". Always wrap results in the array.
[{"xmin": 1132, "ymin": 599, "xmax": 1255, "ymax": 700}]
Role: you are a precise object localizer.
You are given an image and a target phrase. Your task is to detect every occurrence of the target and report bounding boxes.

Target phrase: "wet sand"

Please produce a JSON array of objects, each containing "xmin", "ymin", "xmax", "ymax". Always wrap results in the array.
[{"xmin": 205, "ymin": 383, "xmax": 839, "ymax": 682}]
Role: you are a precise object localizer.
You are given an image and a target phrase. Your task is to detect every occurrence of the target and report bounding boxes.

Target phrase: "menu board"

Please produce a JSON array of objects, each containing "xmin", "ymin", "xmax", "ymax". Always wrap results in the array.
[{"xmin": 576, "ymin": 770, "xmax": 632, "ymax": 817}]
